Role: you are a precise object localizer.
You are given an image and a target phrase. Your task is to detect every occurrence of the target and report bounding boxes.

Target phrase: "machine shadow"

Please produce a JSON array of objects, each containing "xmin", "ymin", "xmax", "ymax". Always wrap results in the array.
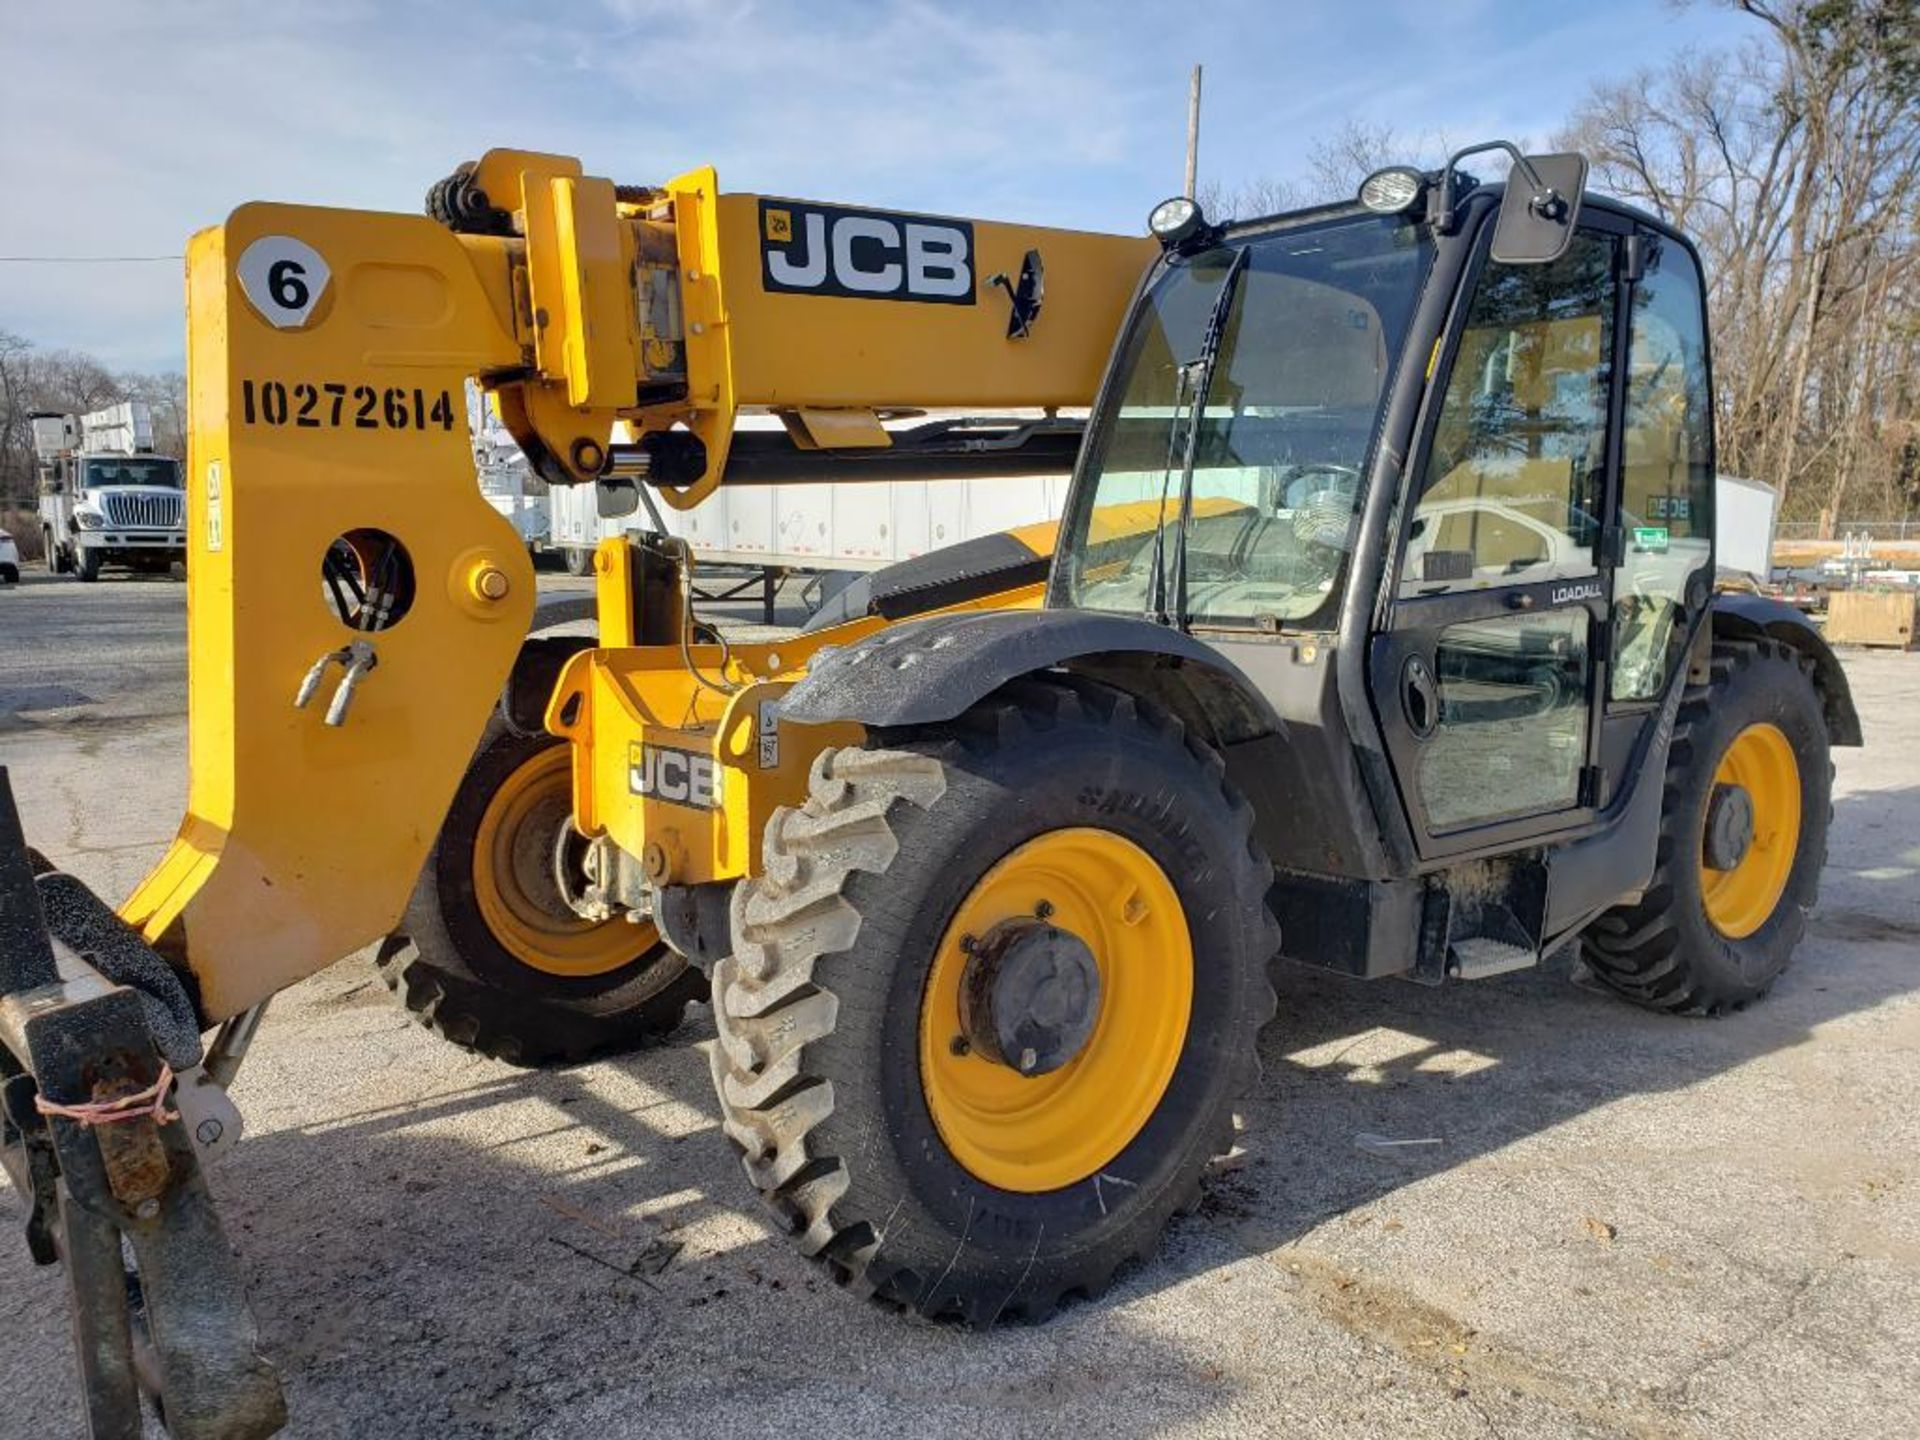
[
  {"xmin": 4, "ymin": 780, "xmax": 1908, "ymax": 1437},
  {"xmin": 246, "ymin": 778, "xmax": 1920, "ymax": 1430},
  {"xmin": 1193, "ymin": 773, "xmax": 1919, "ymax": 1263},
  {"xmin": 190, "ymin": 1022, "xmax": 1252, "ymax": 1438}
]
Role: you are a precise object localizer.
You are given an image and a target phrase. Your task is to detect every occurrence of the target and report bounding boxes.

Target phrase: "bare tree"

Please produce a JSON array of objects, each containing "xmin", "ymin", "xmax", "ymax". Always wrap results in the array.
[
  {"xmin": 0, "ymin": 334, "xmax": 188, "ymax": 506},
  {"xmin": 1563, "ymin": 0, "xmax": 1919, "ymax": 519},
  {"xmin": 1194, "ymin": 174, "xmax": 1306, "ymax": 223},
  {"xmin": 1303, "ymin": 119, "xmax": 1466, "ymax": 197}
]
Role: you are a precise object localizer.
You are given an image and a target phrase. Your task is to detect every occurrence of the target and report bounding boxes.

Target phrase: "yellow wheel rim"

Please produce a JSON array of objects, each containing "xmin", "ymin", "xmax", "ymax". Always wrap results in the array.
[
  {"xmin": 918, "ymin": 828, "xmax": 1193, "ymax": 1193},
  {"xmin": 1699, "ymin": 723, "xmax": 1802, "ymax": 940},
  {"xmin": 471, "ymin": 745, "xmax": 653, "ymax": 978}
]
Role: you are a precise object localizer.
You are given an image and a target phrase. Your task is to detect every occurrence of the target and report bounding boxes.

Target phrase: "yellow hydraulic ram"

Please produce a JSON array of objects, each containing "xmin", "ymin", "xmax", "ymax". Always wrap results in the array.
[{"xmin": 120, "ymin": 149, "xmax": 1150, "ymax": 1022}]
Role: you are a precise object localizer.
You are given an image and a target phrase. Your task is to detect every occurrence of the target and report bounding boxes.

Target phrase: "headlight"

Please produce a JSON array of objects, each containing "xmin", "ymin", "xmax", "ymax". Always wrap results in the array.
[
  {"xmin": 1147, "ymin": 195, "xmax": 1206, "ymax": 251},
  {"xmin": 75, "ymin": 510, "xmax": 105, "ymax": 530},
  {"xmin": 1358, "ymin": 166, "xmax": 1427, "ymax": 215}
]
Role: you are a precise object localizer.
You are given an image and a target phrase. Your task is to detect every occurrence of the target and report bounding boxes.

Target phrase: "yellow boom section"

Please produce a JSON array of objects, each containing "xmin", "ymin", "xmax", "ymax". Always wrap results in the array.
[
  {"xmin": 466, "ymin": 150, "xmax": 1151, "ymax": 506},
  {"xmin": 120, "ymin": 152, "xmax": 1149, "ymax": 1023}
]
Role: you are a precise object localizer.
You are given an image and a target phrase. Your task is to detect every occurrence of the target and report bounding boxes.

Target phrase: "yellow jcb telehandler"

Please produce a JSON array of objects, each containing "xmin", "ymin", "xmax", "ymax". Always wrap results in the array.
[{"xmin": 0, "ymin": 143, "xmax": 1858, "ymax": 1438}]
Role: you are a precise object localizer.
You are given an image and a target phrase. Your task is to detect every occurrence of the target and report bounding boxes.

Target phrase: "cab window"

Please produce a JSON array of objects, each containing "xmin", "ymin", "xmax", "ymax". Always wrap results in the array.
[
  {"xmin": 1612, "ymin": 236, "xmax": 1713, "ymax": 701},
  {"xmin": 1061, "ymin": 212, "xmax": 1434, "ymax": 628},
  {"xmin": 1402, "ymin": 233, "xmax": 1617, "ymax": 595}
]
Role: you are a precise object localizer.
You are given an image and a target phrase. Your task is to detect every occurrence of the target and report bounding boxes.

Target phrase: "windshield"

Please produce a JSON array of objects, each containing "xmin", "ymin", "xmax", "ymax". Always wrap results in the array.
[
  {"xmin": 1058, "ymin": 210, "xmax": 1434, "ymax": 629},
  {"xmin": 82, "ymin": 456, "xmax": 182, "ymax": 489}
]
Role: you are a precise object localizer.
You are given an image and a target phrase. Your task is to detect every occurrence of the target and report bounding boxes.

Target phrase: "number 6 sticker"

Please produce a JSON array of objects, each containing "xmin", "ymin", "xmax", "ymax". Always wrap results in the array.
[{"xmin": 236, "ymin": 235, "xmax": 331, "ymax": 329}]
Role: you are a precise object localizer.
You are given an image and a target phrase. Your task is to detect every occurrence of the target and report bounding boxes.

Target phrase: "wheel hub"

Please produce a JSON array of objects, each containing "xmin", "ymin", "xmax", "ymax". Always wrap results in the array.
[
  {"xmin": 471, "ymin": 744, "xmax": 650, "ymax": 978},
  {"xmin": 957, "ymin": 918, "xmax": 1103, "ymax": 1076},
  {"xmin": 1698, "ymin": 721, "xmax": 1803, "ymax": 940},
  {"xmin": 1703, "ymin": 782, "xmax": 1755, "ymax": 871},
  {"xmin": 919, "ymin": 826, "xmax": 1193, "ymax": 1193}
]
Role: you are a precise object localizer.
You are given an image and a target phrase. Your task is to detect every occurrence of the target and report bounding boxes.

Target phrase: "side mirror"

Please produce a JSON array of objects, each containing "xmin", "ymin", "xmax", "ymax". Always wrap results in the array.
[
  {"xmin": 1490, "ymin": 152, "xmax": 1589, "ymax": 265},
  {"xmin": 1430, "ymin": 141, "xmax": 1589, "ymax": 264}
]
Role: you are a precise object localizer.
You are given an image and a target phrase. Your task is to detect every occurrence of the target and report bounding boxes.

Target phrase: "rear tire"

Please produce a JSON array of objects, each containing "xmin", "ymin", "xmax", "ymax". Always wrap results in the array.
[
  {"xmin": 563, "ymin": 546, "xmax": 593, "ymax": 577},
  {"xmin": 1580, "ymin": 638, "xmax": 1832, "ymax": 1015},
  {"xmin": 44, "ymin": 532, "xmax": 63, "ymax": 575},
  {"xmin": 711, "ymin": 678, "xmax": 1278, "ymax": 1322},
  {"xmin": 378, "ymin": 713, "xmax": 707, "ymax": 1065}
]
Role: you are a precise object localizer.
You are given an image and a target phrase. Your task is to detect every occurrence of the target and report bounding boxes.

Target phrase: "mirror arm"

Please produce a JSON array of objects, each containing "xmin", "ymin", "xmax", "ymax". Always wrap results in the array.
[{"xmin": 1429, "ymin": 139, "xmax": 1558, "ymax": 235}]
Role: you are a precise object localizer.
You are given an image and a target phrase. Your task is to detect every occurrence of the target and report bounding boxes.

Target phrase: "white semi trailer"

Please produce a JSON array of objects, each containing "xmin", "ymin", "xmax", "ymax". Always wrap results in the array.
[
  {"xmin": 540, "ymin": 412, "xmax": 1069, "ymax": 591},
  {"xmin": 32, "ymin": 400, "xmax": 186, "ymax": 580}
]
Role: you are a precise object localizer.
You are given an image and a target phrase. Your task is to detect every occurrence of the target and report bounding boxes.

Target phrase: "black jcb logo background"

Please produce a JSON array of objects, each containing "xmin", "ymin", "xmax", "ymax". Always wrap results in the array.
[
  {"xmin": 760, "ymin": 199, "xmax": 975, "ymax": 305},
  {"xmin": 630, "ymin": 743, "xmax": 723, "ymax": 810}
]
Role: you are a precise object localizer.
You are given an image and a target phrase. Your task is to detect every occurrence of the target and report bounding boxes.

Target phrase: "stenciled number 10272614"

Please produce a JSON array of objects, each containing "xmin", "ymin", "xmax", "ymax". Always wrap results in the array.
[{"xmin": 239, "ymin": 379, "xmax": 457, "ymax": 432}]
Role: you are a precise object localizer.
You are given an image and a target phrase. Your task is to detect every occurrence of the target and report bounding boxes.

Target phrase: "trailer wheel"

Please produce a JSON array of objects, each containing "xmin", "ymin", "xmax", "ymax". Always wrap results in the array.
[
  {"xmin": 711, "ymin": 678, "xmax": 1278, "ymax": 1322},
  {"xmin": 1580, "ymin": 638, "xmax": 1832, "ymax": 1015},
  {"xmin": 378, "ymin": 714, "xmax": 706, "ymax": 1065}
]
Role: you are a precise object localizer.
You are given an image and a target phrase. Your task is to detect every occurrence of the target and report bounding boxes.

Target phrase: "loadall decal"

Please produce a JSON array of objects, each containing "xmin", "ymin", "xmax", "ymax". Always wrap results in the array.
[
  {"xmin": 1550, "ymin": 580, "xmax": 1606, "ymax": 606},
  {"xmin": 760, "ymin": 199, "xmax": 975, "ymax": 304}
]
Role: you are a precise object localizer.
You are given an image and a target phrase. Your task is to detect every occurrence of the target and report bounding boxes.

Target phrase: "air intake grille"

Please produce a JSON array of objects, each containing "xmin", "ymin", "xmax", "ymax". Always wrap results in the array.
[{"xmin": 102, "ymin": 492, "xmax": 183, "ymax": 529}]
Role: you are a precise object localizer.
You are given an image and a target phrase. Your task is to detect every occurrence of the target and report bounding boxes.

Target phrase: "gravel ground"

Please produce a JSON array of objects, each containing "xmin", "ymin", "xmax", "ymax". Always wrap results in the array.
[{"xmin": 2, "ymin": 568, "xmax": 1917, "ymax": 1439}]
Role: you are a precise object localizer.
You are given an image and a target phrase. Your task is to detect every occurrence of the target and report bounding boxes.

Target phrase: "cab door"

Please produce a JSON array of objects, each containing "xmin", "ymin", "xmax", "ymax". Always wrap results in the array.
[{"xmin": 1369, "ymin": 214, "xmax": 1628, "ymax": 859}]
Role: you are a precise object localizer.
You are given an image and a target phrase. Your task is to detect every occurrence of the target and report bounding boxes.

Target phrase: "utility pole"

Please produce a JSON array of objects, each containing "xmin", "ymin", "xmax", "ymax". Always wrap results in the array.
[{"xmin": 1184, "ymin": 64, "xmax": 1202, "ymax": 198}]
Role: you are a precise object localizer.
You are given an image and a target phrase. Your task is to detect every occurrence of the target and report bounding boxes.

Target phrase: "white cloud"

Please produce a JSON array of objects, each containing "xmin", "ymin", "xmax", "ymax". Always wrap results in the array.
[{"xmin": 0, "ymin": 0, "xmax": 1759, "ymax": 371}]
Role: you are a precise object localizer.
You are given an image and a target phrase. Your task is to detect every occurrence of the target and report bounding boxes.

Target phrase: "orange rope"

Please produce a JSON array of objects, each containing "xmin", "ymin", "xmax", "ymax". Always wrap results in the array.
[{"xmin": 33, "ymin": 1064, "xmax": 178, "ymax": 1127}]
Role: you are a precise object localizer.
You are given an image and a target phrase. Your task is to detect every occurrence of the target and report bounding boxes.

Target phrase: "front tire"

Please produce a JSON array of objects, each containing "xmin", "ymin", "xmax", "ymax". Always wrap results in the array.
[
  {"xmin": 711, "ymin": 678, "xmax": 1278, "ymax": 1322},
  {"xmin": 378, "ymin": 714, "xmax": 707, "ymax": 1064},
  {"xmin": 1580, "ymin": 638, "xmax": 1833, "ymax": 1014},
  {"xmin": 75, "ymin": 548, "xmax": 103, "ymax": 582}
]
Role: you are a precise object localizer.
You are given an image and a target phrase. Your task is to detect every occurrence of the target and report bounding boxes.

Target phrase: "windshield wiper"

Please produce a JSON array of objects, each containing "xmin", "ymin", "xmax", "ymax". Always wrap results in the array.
[{"xmin": 1145, "ymin": 245, "xmax": 1249, "ymax": 628}]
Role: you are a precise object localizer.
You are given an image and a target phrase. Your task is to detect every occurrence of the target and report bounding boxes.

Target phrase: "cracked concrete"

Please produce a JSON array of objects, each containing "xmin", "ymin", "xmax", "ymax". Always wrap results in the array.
[{"xmin": 2, "ymin": 569, "xmax": 1917, "ymax": 1439}]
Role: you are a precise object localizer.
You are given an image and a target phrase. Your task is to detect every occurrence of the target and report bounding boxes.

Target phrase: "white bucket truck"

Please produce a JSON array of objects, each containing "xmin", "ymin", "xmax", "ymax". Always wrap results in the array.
[{"xmin": 32, "ymin": 400, "xmax": 186, "ymax": 581}]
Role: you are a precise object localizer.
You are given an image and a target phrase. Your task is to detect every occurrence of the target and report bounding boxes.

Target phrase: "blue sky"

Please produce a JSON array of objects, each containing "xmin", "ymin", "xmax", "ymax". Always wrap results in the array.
[{"xmin": 1, "ymin": 0, "xmax": 1757, "ymax": 372}]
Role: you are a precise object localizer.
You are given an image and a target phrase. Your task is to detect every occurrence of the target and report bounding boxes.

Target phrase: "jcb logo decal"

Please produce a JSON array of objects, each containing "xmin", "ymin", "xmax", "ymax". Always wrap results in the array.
[
  {"xmin": 630, "ymin": 743, "xmax": 723, "ymax": 810},
  {"xmin": 759, "ymin": 199, "xmax": 974, "ymax": 305}
]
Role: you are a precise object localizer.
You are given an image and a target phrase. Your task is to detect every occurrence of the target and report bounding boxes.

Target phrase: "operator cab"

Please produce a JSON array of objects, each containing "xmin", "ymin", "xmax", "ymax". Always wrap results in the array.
[{"xmin": 1048, "ymin": 145, "xmax": 1723, "ymax": 964}]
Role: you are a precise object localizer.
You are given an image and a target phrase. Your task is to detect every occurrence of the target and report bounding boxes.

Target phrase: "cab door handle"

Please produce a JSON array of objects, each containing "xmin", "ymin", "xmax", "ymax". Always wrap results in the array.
[{"xmin": 1401, "ymin": 655, "xmax": 1439, "ymax": 739}]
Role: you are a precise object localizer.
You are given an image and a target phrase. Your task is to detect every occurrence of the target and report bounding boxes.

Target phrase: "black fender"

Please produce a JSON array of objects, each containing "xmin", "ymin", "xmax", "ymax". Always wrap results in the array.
[
  {"xmin": 1711, "ymin": 592, "xmax": 1862, "ymax": 746},
  {"xmin": 779, "ymin": 608, "xmax": 1284, "ymax": 744}
]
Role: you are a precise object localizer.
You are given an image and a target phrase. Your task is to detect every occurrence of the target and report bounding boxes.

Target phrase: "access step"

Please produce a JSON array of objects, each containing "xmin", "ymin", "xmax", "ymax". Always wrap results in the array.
[{"xmin": 1446, "ymin": 937, "xmax": 1539, "ymax": 981}]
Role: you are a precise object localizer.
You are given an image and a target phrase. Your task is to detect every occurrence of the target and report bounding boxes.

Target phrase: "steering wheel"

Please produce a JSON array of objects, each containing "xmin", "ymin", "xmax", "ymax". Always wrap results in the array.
[{"xmin": 1284, "ymin": 464, "xmax": 1362, "ymax": 550}]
